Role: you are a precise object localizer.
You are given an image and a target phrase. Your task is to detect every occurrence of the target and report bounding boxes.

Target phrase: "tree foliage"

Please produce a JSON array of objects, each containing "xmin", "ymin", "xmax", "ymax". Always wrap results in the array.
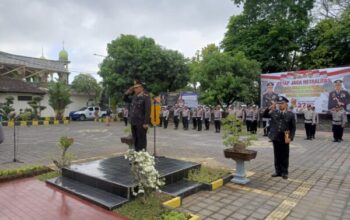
[
  {"xmin": 190, "ymin": 44, "xmax": 260, "ymax": 107},
  {"xmin": 98, "ymin": 35, "xmax": 189, "ymax": 101},
  {"xmin": 48, "ymin": 81, "xmax": 72, "ymax": 119},
  {"xmin": 27, "ymin": 96, "xmax": 46, "ymax": 118},
  {"xmin": 0, "ymin": 96, "xmax": 15, "ymax": 120},
  {"xmin": 223, "ymin": 0, "xmax": 315, "ymax": 73},
  {"xmin": 71, "ymin": 73, "xmax": 101, "ymax": 103},
  {"xmin": 300, "ymin": 7, "xmax": 350, "ymax": 68}
]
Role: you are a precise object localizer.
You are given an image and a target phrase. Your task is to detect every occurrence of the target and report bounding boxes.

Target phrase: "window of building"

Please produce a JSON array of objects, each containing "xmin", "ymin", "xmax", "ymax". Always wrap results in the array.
[{"xmin": 18, "ymin": 96, "xmax": 32, "ymax": 101}]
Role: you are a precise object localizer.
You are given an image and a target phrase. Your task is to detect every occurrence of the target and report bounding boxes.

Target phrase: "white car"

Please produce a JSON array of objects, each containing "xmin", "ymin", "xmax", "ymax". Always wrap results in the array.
[{"xmin": 69, "ymin": 106, "xmax": 107, "ymax": 121}]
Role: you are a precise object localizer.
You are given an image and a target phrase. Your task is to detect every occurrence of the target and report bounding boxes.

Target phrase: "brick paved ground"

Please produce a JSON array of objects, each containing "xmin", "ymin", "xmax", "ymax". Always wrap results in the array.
[
  {"xmin": 0, "ymin": 177, "xmax": 128, "ymax": 220},
  {"xmin": 1, "ymin": 121, "xmax": 350, "ymax": 219}
]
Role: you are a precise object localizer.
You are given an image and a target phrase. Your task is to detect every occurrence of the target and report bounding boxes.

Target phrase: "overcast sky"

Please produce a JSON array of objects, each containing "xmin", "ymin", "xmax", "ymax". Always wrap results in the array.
[{"xmin": 0, "ymin": 0, "xmax": 241, "ymax": 82}]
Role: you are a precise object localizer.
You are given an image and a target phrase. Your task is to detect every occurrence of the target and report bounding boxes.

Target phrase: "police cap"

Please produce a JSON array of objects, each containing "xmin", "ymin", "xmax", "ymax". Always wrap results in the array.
[
  {"xmin": 277, "ymin": 96, "xmax": 289, "ymax": 103},
  {"xmin": 133, "ymin": 80, "xmax": 145, "ymax": 88},
  {"xmin": 334, "ymin": 79, "xmax": 343, "ymax": 84}
]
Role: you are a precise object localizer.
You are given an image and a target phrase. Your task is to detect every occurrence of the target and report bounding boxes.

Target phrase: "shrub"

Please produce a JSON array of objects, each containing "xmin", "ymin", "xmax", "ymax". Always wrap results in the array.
[{"xmin": 52, "ymin": 136, "xmax": 74, "ymax": 172}]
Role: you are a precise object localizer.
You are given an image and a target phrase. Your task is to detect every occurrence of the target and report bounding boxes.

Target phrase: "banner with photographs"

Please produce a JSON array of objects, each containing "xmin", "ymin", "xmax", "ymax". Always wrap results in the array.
[
  {"xmin": 260, "ymin": 67, "xmax": 350, "ymax": 113},
  {"xmin": 159, "ymin": 91, "xmax": 198, "ymax": 108}
]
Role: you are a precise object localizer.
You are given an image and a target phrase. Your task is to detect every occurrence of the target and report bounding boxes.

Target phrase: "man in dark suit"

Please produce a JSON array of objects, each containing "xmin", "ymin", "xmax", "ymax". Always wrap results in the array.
[
  {"xmin": 123, "ymin": 80, "xmax": 151, "ymax": 151},
  {"xmin": 328, "ymin": 80, "xmax": 350, "ymax": 110},
  {"xmin": 264, "ymin": 96, "xmax": 296, "ymax": 179}
]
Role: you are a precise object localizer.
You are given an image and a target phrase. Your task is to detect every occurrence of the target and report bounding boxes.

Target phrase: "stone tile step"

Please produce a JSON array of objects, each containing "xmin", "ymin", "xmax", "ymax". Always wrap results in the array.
[
  {"xmin": 161, "ymin": 179, "xmax": 203, "ymax": 198},
  {"xmin": 47, "ymin": 176, "xmax": 128, "ymax": 210}
]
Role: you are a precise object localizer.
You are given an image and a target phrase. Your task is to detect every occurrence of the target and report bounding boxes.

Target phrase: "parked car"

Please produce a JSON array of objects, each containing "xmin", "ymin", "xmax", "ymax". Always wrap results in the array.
[{"xmin": 69, "ymin": 106, "xmax": 107, "ymax": 121}]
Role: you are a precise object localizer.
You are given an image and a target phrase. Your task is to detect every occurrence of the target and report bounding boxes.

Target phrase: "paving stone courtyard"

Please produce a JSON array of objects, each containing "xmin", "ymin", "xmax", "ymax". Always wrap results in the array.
[{"xmin": 0, "ymin": 121, "xmax": 350, "ymax": 219}]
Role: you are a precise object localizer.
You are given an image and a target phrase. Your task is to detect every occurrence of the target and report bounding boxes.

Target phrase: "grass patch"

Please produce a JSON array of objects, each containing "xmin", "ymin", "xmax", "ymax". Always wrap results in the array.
[
  {"xmin": 114, "ymin": 192, "xmax": 177, "ymax": 220},
  {"xmin": 157, "ymin": 210, "xmax": 188, "ymax": 220},
  {"xmin": 187, "ymin": 166, "xmax": 231, "ymax": 184},
  {"xmin": 36, "ymin": 170, "xmax": 60, "ymax": 181},
  {"xmin": 0, "ymin": 165, "xmax": 52, "ymax": 182}
]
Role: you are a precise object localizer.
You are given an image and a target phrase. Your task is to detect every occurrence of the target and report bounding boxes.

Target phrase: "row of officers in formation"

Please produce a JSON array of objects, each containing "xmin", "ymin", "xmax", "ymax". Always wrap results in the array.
[{"xmin": 122, "ymin": 103, "xmax": 348, "ymax": 142}]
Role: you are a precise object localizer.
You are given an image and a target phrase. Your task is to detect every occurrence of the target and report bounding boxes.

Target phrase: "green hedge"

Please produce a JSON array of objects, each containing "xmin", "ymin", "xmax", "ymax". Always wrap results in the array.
[{"xmin": 0, "ymin": 165, "xmax": 52, "ymax": 182}]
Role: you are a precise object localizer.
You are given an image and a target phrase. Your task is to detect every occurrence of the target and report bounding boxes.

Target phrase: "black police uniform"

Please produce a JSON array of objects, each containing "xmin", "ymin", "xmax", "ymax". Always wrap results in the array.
[
  {"xmin": 264, "ymin": 99, "xmax": 296, "ymax": 178},
  {"xmin": 328, "ymin": 90, "xmax": 350, "ymax": 110},
  {"xmin": 123, "ymin": 91, "xmax": 151, "ymax": 151}
]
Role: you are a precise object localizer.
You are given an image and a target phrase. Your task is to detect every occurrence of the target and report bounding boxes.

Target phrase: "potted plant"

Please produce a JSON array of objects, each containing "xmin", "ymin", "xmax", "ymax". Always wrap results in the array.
[{"xmin": 222, "ymin": 114, "xmax": 257, "ymax": 184}]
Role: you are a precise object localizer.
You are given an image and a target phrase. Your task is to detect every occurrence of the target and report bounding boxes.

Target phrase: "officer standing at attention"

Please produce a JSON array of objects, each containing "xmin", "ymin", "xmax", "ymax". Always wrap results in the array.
[
  {"xmin": 311, "ymin": 106, "xmax": 319, "ymax": 139},
  {"xmin": 192, "ymin": 107, "xmax": 197, "ymax": 130},
  {"xmin": 197, "ymin": 106, "xmax": 204, "ymax": 131},
  {"xmin": 181, "ymin": 106, "xmax": 190, "ymax": 130},
  {"xmin": 302, "ymin": 104, "xmax": 313, "ymax": 140},
  {"xmin": 328, "ymin": 79, "xmax": 350, "ymax": 110},
  {"xmin": 204, "ymin": 107, "xmax": 211, "ymax": 130},
  {"xmin": 162, "ymin": 107, "xmax": 169, "ymax": 129},
  {"xmin": 264, "ymin": 96, "xmax": 296, "ymax": 179},
  {"xmin": 213, "ymin": 105, "xmax": 222, "ymax": 133},
  {"xmin": 123, "ymin": 107, "xmax": 129, "ymax": 126},
  {"xmin": 123, "ymin": 80, "xmax": 151, "ymax": 151},
  {"xmin": 251, "ymin": 105, "xmax": 259, "ymax": 134},
  {"xmin": 173, "ymin": 104, "xmax": 180, "ymax": 129},
  {"xmin": 330, "ymin": 105, "xmax": 347, "ymax": 142},
  {"xmin": 245, "ymin": 106, "xmax": 253, "ymax": 132}
]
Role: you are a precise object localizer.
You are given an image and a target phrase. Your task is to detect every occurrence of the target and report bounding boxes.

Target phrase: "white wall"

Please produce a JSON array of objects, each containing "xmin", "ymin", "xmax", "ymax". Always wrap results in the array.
[{"xmin": 0, "ymin": 93, "xmax": 91, "ymax": 117}]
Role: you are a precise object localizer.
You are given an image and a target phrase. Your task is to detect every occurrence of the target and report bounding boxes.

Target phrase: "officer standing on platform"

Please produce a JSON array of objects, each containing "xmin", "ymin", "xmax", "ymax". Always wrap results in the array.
[
  {"xmin": 204, "ymin": 107, "xmax": 211, "ymax": 130},
  {"xmin": 302, "ymin": 104, "xmax": 313, "ymax": 140},
  {"xmin": 181, "ymin": 106, "xmax": 190, "ymax": 130},
  {"xmin": 123, "ymin": 80, "xmax": 151, "ymax": 151},
  {"xmin": 213, "ymin": 105, "xmax": 222, "ymax": 133},
  {"xmin": 328, "ymin": 80, "xmax": 350, "ymax": 110},
  {"xmin": 264, "ymin": 96, "xmax": 296, "ymax": 180},
  {"xmin": 330, "ymin": 105, "xmax": 347, "ymax": 142},
  {"xmin": 311, "ymin": 106, "xmax": 318, "ymax": 139}
]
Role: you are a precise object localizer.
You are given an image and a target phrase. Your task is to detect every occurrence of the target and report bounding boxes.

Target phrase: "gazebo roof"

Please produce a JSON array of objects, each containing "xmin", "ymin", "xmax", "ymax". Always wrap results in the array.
[
  {"xmin": 0, "ymin": 51, "xmax": 69, "ymax": 73},
  {"xmin": 0, "ymin": 78, "xmax": 46, "ymax": 95}
]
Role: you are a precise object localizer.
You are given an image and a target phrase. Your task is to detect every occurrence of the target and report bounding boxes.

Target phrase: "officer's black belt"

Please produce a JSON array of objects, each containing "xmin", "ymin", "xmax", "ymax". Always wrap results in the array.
[{"xmin": 333, "ymin": 120, "xmax": 341, "ymax": 122}]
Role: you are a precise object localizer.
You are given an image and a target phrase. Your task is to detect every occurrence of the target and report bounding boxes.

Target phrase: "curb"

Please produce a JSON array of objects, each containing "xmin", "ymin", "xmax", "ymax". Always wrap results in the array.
[
  {"xmin": 1, "ymin": 120, "xmax": 70, "ymax": 127},
  {"xmin": 162, "ymin": 197, "xmax": 200, "ymax": 219},
  {"xmin": 201, "ymin": 174, "xmax": 233, "ymax": 191}
]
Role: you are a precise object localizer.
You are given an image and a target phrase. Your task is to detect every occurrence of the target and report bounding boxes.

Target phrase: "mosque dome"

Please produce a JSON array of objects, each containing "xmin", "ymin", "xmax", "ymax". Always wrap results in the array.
[{"xmin": 59, "ymin": 48, "xmax": 68, "ymax": 61}]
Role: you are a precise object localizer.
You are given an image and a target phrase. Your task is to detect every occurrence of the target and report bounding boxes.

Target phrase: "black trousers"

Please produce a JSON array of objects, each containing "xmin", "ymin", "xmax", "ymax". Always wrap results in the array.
[
  {"xmin": 159, "ymin": 116, "xmax": 163, "ymax": 127},
  {"xmin": 251, "ymin": 120, "xmax": 257, "ymax": 134},
  {"xmin": 174, "ymin": 116, "xmax": 179, "ymax": 129},
  {"xmin": 273, "ymin": 140, "xmax": 290, "ymax": 175},
  {"xmin": 263, "ymin": 121, "xmax": 270, "ymax": 135},
  {"xmin": 305, "ymin": 123, "xmax": 312, "ymax": 139},
  {"xmin": 214, "ymin": 120, "xmax": 221, "ymax": 132},
  {"xmin": 246, "ymin": 120, "xmax": 252, "ymax": 132},
  {"xmin": 192, "ymin": 117, "xmax": 197, "ymax": 129},
  {"xmin": 311, "ymin": 124, "xmax": 316, "ymax": 138},
  {"xmin": 197, "ymin": 118, "xmax": 202, "ymax": 131},
  {"xmin": 204, "ymin": 119, "xmax": 210, "ymax": 130},
  {"xmin": 182, "ymin": 117, "xmax": 189, "ymax": 130},
  {"xmin": 163, "ymin": 118, "xmax": 168, "ymax": 128},
  {"xmin": 131, "ymin": 124, "xmax": 147, "ymax": 151},
  {"xmin": 123, "ymin": 117, "xmax": 128, "ymax": 126},
  {"xmin": 333, "ymin": 124, "xmax": 342, "ymax": 141}
]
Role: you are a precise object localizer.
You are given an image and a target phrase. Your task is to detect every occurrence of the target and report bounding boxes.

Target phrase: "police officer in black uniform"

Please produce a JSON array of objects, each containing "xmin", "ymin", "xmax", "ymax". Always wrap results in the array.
[
  {"xmin": 123, "ymin": 80, "xmax": 151, "ymax": 151},
  {"xmin": 328, "ymin": 80, "xmax": 350, "ymax": 110},
  {"xmin": 262, "ymin": 82, "xmax": 278, "ymax": 108},
  {"xmin": 264, "ymin": 96, "xmax": 296, "ymax": 179}
]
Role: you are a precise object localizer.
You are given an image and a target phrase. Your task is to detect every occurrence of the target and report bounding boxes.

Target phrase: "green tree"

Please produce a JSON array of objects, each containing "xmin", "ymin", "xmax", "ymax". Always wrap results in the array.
[
  {"xmin": 300, "ymin": 7, "xmax": 350, "ymax": 68},
  {"xmin": 27, "ymin": 96, "xmax": 46, "ymax": 119},
  {"xmin": 190, "ymin": 44, "xmax": 260, "ymax": 107},
  {"xmin": 98, "ymin": 35, "xmax": 189, "ymax": 100},
  {"xmin": 48, "ymin": 81, "xmax": 72, "ymax": 120},
  {"xmin": 0, "ymin": 96, "xmax": 15, "ymax": 120},
  {"xmin": 222, "ymin": 0, "xmax": 314, "ymax": 73},
  {"xmin": 71, "ymin": 73, "xmax": 101, "ymax": 105}
]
